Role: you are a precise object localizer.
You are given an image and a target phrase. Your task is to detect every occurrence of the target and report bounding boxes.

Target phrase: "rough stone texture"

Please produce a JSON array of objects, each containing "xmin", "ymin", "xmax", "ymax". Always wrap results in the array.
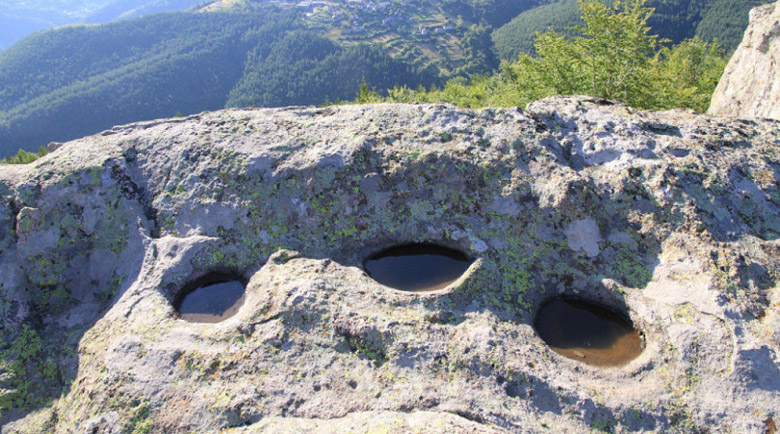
[
  {"xmin": 708, "ymin": 1, "xmax": 780, "ymax": 120},
  {"xmin": 229, "ymin": 411, "xmax": 502, "ymax": 433},
  {"xmin": 564, "ymin": 217, "xmax": 602, "ymax": 258},
  {"xmin": 0, "ymin": 98, "xmax": 778, "ymax": 433}
]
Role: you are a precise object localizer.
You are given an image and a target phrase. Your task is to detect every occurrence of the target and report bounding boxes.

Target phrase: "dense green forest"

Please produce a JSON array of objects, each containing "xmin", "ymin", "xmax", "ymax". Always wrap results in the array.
[
  {"xmin": 360, "ymin": 0, "xmax": 727, "ymax": 113},
  {"xmin": 693, "ymin": 0, "xmax": 773, "ymax": 50},
  {"xmin": 226, "ymin": 32, "xmax": 433, "ymax": 108},
  {"xmin": 493, "ymin": 0, "xmax": 773, "ymax": 60},
  {"xmin": 0, "ymin": 6, "xmax": 434, "ymax": 156},
  {"xmin": 440, "ymin": 0, "xmax": 545, "ymax": 27}
]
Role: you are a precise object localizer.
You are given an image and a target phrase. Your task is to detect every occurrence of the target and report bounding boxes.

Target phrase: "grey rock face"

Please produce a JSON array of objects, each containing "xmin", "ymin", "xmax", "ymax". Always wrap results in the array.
[
  {"xmin": 0, "ymin": 98, "xmax": 778, "ymax": 432},
  {"xmin": 565, "ymin": 217, "xmax": 602, "ymax": 257},
  {"xmin": 709, "ymin": 1, "xmax": 780, "ymax": 120}
]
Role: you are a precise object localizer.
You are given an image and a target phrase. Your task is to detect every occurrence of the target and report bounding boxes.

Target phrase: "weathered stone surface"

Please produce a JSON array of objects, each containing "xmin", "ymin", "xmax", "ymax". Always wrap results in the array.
[
  {"xmin": 0, "ymin": 98, "xmax": 778, "ymax": 432},
  {"xmin": 565, "ymin": 217, "xmax": 602, "ymax": 257},
  {"xmin": 230, "ymin": 411, "xmax": 502, "ymax": 433},
  {"xmin": 708, "ymin": 1, "xmax": 780, "ymax": 120}
]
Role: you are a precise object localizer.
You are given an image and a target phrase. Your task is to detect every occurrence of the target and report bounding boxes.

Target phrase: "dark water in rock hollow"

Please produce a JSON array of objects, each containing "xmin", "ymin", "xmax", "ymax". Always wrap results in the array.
[
  {"xmin": 176, "ymin": 280, "xmax": 245, "ymax": 323},
  {"xmin": 364, "ymin": 244, "xmax": 471, "ymax": 292},
  {"xmin": 534, "ymin": 297, "xmax": 643, "ymax": 367}
]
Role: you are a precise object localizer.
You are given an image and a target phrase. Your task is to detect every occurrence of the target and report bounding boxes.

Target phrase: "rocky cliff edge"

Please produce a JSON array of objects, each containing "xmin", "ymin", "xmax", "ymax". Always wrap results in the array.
[
  {"xmin": 0, "ymin": 98, "xmax": 779, "ymax": 432},
  {"xmin": 708, "ymin": 0, "xmax": 780, "ymax": 120}
]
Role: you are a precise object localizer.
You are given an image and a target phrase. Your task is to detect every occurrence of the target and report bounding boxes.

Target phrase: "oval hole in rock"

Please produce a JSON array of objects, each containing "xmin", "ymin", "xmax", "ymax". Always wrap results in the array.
[
  {"xmin": 534, "ymin": 297, "xmax": 643, "ymax": 367},
  {"xmin": 364, "ymin": 244, "xmax": 471, "ymax": 292},
  {"xmin": 174, "ymin": 274, "xmax": 246, "ymax": 323}
]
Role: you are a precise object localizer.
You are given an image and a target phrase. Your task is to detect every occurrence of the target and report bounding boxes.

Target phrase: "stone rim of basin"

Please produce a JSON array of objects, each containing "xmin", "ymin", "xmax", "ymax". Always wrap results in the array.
[
  {"xmin": 173, "ymin": 272, "xmax": 248, "ymax": 323},
  {"xmin": 363, "ymin": 243, "xmax": 473, "ymax": 293}
]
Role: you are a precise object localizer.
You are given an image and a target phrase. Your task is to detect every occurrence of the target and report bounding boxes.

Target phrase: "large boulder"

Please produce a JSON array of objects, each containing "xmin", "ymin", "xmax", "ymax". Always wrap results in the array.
[
  {"xmin": 0, "ymin": 98, "xmax": 779, "ymax": 432},
  {"xmin": 708, "ymin": 1, "xmax": 780, "ymax": 120}
]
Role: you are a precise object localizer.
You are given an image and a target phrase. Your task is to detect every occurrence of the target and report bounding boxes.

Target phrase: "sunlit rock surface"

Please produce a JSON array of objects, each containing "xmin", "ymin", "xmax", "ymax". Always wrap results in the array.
[
  {"xmin": 709, "ymin": 0, "xmax": 780, "ymax": 120},
  {"xmin": 0, "ymin": 98, "xmax": 778, "ymax": 432}
]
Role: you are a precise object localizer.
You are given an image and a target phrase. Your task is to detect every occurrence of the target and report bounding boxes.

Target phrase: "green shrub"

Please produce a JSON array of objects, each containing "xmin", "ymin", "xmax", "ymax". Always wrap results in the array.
[
  {"xmin": 369, "ymin": 0, "xmax": 727, "ymax": 112},
  {"xmin": 1, "ymin": 146, "xmax": 48, "ymax": 164}
]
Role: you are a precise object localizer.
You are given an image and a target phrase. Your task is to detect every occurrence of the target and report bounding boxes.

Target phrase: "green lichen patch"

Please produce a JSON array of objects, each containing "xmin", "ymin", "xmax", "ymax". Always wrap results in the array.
[{"xmin": 0, "ymin": 324, "xmax": 60, "ymax": 413}]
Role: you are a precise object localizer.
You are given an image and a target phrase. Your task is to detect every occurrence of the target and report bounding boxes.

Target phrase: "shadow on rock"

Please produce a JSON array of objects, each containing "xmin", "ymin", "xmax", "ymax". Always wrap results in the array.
[
  {"xmin": 0, "ymin": 160, "xmax": 150, "ymax": 427},
  {"xmin": 736, "ymin": 347, "xmax": 780, "ymax": 392}
]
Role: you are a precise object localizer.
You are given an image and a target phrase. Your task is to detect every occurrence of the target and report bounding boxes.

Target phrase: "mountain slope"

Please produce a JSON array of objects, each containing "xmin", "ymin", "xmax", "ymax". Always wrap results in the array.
[
  {"xmin": 695, "ymin": 0, "xmax": 772, "ymax": 49},
  {"xmin": 491, "ymin": 0, "xmax": 582, "ymax": 59},
  {"xmin": 297, "ymin": 0, "xmax": 545, "ymax": 76},
  {"xmin": 0, "ymin": 0, "xmax": 206, "ymax": 51},
  {"xmin": 0, "ymin": 11, "xmax": 63, "ymax": 51},
  {"xmin": 85, "ymin": 0, "xmax": 205, "ymax": 22},
  {"xmin": 492, "ymin": 0, "xmax": 773, "ymax": 60},
  {"xmin": 0, "ymin": 1, "xmax": 116, "ymax": 50},
  {"xmin": 226, "ymin": 33, "xmax": 427, "ymax": 108},
  {"xmin": 0, "ymin": 7, "xmax": 433, "ymax": 155}
]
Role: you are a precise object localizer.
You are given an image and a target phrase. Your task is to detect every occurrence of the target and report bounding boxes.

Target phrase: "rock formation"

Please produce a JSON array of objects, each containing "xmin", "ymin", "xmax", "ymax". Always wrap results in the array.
[
  {"xmin": 0, "ymin": 98, "xmax": 778, "ymax": 432},
  {"xmin": 708, "ymin": 0, "xmax": 780, "ymax": 120}
]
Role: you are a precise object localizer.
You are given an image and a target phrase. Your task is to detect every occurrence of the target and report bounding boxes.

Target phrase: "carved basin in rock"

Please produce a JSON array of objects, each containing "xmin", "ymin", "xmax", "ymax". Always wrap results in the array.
[
  {"xmin": 174, "ymin": 273, "xmax": 246, "ymax": 323},
  {"xmin": 364, "ymin": 244, "xmax": 471, "ymax": 292},
  {"xmin": 534, "ymin": 296, "xmax": 643, "ymax": 367}
]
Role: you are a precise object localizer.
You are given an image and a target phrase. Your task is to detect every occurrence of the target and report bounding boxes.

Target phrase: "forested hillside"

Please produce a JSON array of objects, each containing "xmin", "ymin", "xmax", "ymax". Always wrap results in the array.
[
  {"xmin": 226, "ymin": 34, "xmax": 428, "ymax": 108},
  {"xmin": 693, "ymin": 0, "xmax": 772, "ymax": 50},
  {"xmin": 362, "ymin": 0, "xmax": 727, "ymax": 114},
  {"xmin": 493, "ymin": 0, "xmax": 773, "ymax": 60},
  {"xmin": 0, "ymin": 6, "xmax": 432, "ymax": 156},
  {"xmin": 298, "ymin": 0, "xmax": 543, "ymax": 76}
]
